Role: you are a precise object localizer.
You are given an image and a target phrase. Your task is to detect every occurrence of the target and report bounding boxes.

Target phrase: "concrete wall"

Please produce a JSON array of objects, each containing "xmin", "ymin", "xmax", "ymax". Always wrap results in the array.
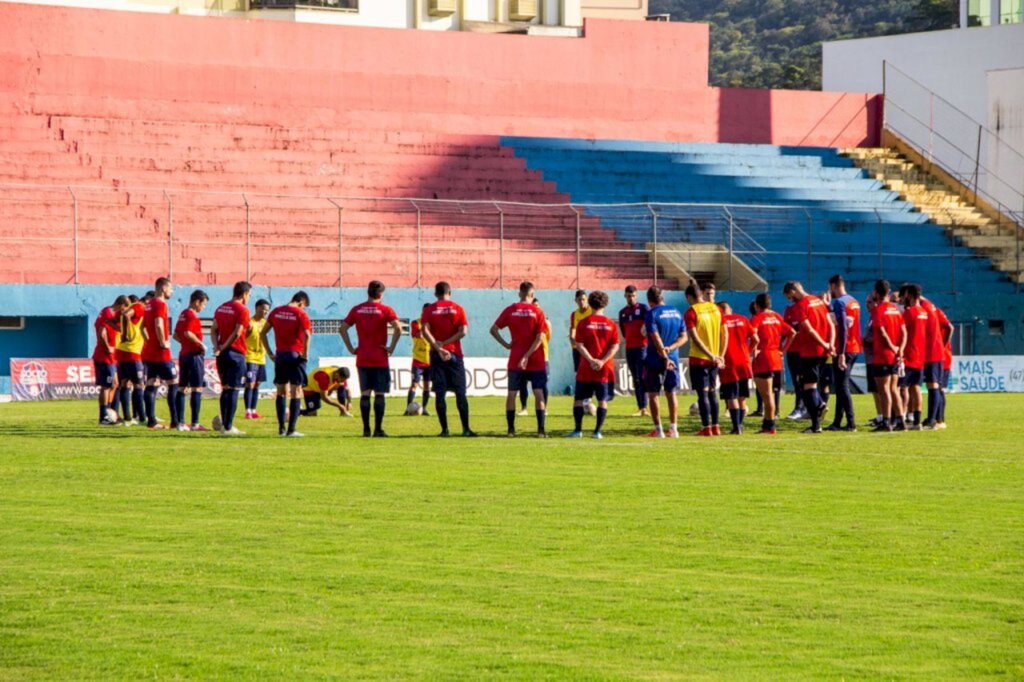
[
  {"xmin": 987, "ymin": 68, "xmax": 1024, "ymax": 213},
  {"xmin": 580, "ymin": 0, "xmax": 646, "ymax": 21}
]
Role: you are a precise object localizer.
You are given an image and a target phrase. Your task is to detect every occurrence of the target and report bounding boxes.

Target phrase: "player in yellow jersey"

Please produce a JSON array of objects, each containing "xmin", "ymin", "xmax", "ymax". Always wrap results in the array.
[
  {"xmin": 518, "ymin": 297, "xmax": 552, "ymax": 415},
  {"xmin": 685, "ymin": 283, "xmax": 728, "ymax": 436},
  {"xmin": 407, "ymin": 303, "xmax": 432, "ymax": 416},
  {"xmin": 300, "ymin": 366, "xmax": 352, "ymax": 417},
  {"xmin": 569, "ymin": 289, "xmax": 594, "ymax": 415},
  {"xmin": 243, "ymin": 299, "xmax": 271, "ymax": 420},
  {"xmin": 115, "ymin": 294, "xmax": 148, "ymax": 424}
]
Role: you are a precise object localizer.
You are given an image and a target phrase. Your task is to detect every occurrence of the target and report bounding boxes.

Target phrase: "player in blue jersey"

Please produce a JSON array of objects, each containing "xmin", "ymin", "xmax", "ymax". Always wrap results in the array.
[{"xmin": 642, "ymin": 285, "xmax": 688, "ymax": 438}]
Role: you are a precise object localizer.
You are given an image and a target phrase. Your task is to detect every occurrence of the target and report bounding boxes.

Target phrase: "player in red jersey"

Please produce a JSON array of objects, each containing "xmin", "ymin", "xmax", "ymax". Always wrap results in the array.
[
  {"xmin": 750, "ymin": 293, "xmax": 794, "ymax": 434},
  {"xmin": 826, "ymin": 275, "xmax": 863, "ymax": 431},
  {"xmin": 618, "ymin": 285, "xmax": 649, "ymax": 417},
  {"xmin": 340, "ymin": 280, "xmax": 402, "ymax": 438},
  {"xmin": 491, "ymin": 281, "xmax": 548, "ymax": 437},
  {"xmin": 869, "ymin": 280, "xmax": 907, "ymax": 432},
  {"xmin": 141, "ymin": 277, "xmax": 179, "ymax": 430},
  {"xmin": 261, "ymin": 290, "xmax": 312, "ymax": 437},
  {"xmin": 717, "ymin": 301, "xmax": 756, "ymax": 434},
  {"xmin": 783, "ymin": 281, "xmax": 835, "ymax": 434},
  {"xmin": 920, "ymin": 294, "xmax": 953, "ymax": 429},
  {"xmin": 173, "ymin": 290, "xmax": 209, "ymax": 432},
  {"xmin": 782, "ymin": 301, "xmax": 807, "ymax": 420},
  {"xmin": 211, "ymin": 281, "xmax": 252, "ymax": 435},
  {"xmin": 92, "ymin": 295, "xmax": 128, "ymax": 425},
  {"xmin": 567, "ymin": 291, "xmax": 620, "ymax": 439},
  {"xmin": 422, "ymin": 281, "xmax": 476, "ymax": 437},
  {"xmin": 900, "ymin": 284, "xmax": 929, "ymax": 429}
]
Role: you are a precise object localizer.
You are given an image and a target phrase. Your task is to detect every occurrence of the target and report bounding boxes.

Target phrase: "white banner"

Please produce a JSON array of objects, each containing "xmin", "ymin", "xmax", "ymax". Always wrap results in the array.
[
  {"xmin": 320, "ymin": 356, "xmax": 513, "ymax": 396},
  {"xmin": 950, "ymin": 356, "xmax": 1024, "ymax": 393}
]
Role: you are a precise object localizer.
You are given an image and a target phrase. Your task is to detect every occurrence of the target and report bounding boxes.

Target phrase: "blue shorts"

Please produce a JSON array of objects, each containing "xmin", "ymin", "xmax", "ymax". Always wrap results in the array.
[
  {"xmin": 93, "ymin": 361, "xmax": 117, "ymax": 388},
  {"xmin": 644, "ymin": 358, "xmax": 681, "ymax": 394},
  {"xmin": 411, "ymin": 365, "xmax": 429, "ymax": 383},
  {"xmin": 430, "ymin": 352, "xmax": 467, "ymax": 395},
  {"xmin": 358, "ymin": 367, "xmax": 391, "ymax": 394},
  {"xmin": 508, "ymin": 369, "xmax": 547, "ymax": 392},
  {"xmin": 246, "ymin": 363, "xmax": 267, "ymax": 384},
  {"xmin": 179, "ymin": 352, "xmax": 207, "ymax": 389},
  {"xmin": 118, "ymin": 360, "xmax": 144, "ymax": 385},
  {"xmin": 720, "ymin": 380, "xmax": 749, "ymax": 401},
  {"xmin": 900, "ymin": 367, "xmax": 923, "ymax": 388},
  {"xmin": 216, "ymin": 349, "xmax": 247, "ymax": 389},
  {"xmin": 145, "ymin": 360, "xmax": 178, "ymax": 383},
  {"xmin": 575, "ymin": 381, "xmax": 615, "ymax": 402},
  {"xmin": 688, "ymin": 363, "xmax": 717, "ymax": 392},
  {"xmin": 273, "ymin": 351, "xmax": 307, "ymax": 387},
  {"xmin": 923, "ymin": 361, "xmax": 944, "ymax": 384}
]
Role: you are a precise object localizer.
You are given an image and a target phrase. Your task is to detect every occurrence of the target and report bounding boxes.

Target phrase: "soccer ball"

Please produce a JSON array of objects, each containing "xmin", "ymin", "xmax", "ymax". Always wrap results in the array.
[
  {"xmin": 688, "ymin": 402, "xmax": 700, "ymax": 416},
  {"xmin": 105, "ymin": 407, "xmax": 119, "ymax": 423},
  {"xmin": 211, "ymin": 415, "xmax": 223, "ymax": 432},
  {"xmin": 585, "ymin": 402, "xmax": 598, "ymax": 417},
  {"xmin": 405, "ymin": 402, "xmax": 423, "ymax": 416}
]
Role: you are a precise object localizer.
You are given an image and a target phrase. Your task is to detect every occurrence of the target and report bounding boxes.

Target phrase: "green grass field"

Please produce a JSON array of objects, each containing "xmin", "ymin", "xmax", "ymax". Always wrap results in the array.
[{"xmin": 1, "ymin": 394, "xmax": 1022, "ymax": 679}]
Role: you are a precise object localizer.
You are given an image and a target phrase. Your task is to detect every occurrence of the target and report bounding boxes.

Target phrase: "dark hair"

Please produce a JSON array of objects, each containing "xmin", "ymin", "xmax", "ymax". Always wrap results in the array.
[
  {"xmin": 255, "ymin": 298, "xmax": 271, "ymax": 308},
  {"xmin": 290, "ymin": 291, "xmax": 309, "ymax": 306},
  {"xmin": 368, "ymin": 280, "xmax": 385, "ymax": 299},
  {"xmin": 190, "ymin": 290, "xmax": 209, "ymax": 304},
  {"xmin": 587, "ymin": 290, "xmax": 609, "ymax": 310},
  {"xmin": 700, "ymin": 281, "xmax": 715, "ymax": 291},
  {"xmin": 338, "ymin": 366, "xmax": 351, "ymax": 380},
  {"xmin": 434, "ymin": 281, "xmax": 451, "ymax": 297},
  {"xmin": 625, "ymin": 285, "xmax": 637, "ymax": 294},
  {"xmin": 533, "ymin": 298, "xmax": 541, "ymax": 306},
  {"xmin": 128, "ymin": 294, "xmax": 139, "ymax": 303},
  {"xmin": 906, "ymin": 283, "xmax": 922, "ymax": 300},
  {"xmin": 519, "ymin": 281, "xmax": 534, "ymax": 296},
  {"xmin": 716, "ymin": 301, "xmax": 730, "ymax": 312},
  {"xmin": 422, "ymin": 303, "xmax": 431, "ymax": 310},
  {"xmin": 748, "ymin": 301, "xmax": 757, "ymax": 316},
  {"xmin": 155, "ymin": 277, "xmax": 171, "ymax": 290},
  {"xmin": 113, "ymin": 295, "xmax": 130, "ymax": 307},
  {"xmin": 232, "ymin": 281, "xmax": 252, "ymax": 299},
  {"xmin": 828, "ymin": 274, "xmax": 845, "ymax": 286},
  {"xmin": 874, "ymin": 279, "xmax": 891, "ymax": 297},
  {"xmin": 575, "ymin": 289, "xmax": 586, "ymax": 298},
  {"xmin": 783, "ymin": 281, "xmax": 800, "ymax": 295},
  {"xmin": 755, "ymin": 293, "xmax": 771, "ymax": 311},
  {"xmin": 142, "ymin": 291, "xmax": 156, "ymax": 301},
  {"xmin": 647, "ymin": 285, "xmax": 664, "ymax": 305},
  {"xmin": 684, "ymin": 283, "xmax": 700, "ymax": 301}
]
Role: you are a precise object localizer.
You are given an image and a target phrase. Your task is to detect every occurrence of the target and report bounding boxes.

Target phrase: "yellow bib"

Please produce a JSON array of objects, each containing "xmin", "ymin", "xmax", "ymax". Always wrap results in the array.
[
  {"xmin": 116, "ymin": 316, "xmax": 145, "ymax": 355},
  {"xmin": 305, "ymin": 366, "xmax": 339, "ymax": 394},
  {"xmin": 412, "ymin": 320, "xmax": 431, "ymax": 366},
  {"xmin": 245, "ymin": 318, "xmax": 267, "ymax": 364},
  {"xmin": 689, "ymin": 302, "xmax": 722, "ymax": 361}
]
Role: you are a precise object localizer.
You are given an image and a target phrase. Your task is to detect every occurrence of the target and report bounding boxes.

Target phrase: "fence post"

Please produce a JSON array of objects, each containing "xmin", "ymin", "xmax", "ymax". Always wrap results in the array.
[
  {"xmin": 806, "ymin": 210, "xmax": 813, "ymax": 285},
  {"xmin": 725, "ymin": 206, "xmax": 734, "ymax": 289},
  {"xmin": 68, "ymin": 187, "xmax": 78, "ymax": 284},
  {"xmin": 163, "ymin": 190, "xmax": 173, "ymax": 280},
  {"xmin": 328, "ymin": 198, "xmax": 343, "ymax": 288},
  {"xmin": 416, "ymin": 206, "xmax": 422, "ymax": 288},
  {"xmin": 647, "ymin": 203, "xmax": 658, "ymax": 283},
  {"xmin": 951, "ymin": 217, "xmax": 957, "ymax": 295},
  {"xmin": 495, "ymin": 203, "xmax": 505, "ymax": 291},
  {"xmin": 876, "ymin": 209, "xmax": 884, "ymax": 279},
  {"xmin": 973, "ymin": 124, "xmax": 983, "ymax": 204},
  {"xmin": 242, "ymin": 194, "xmax": 251, "ymax": 282}
]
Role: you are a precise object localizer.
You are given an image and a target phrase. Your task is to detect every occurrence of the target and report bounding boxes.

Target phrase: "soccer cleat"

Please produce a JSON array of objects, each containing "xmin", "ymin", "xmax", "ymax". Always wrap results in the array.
[
  {"xmin": 711, "ymin": 425, "xmax": 721, "ymax": 436},
  {"xmin": 645, "ymin": 429, "xmax": 666, "ymax": 439},
  {"xmin": 695, "ymin": 427, "xmax": 712, "ymax": 437},
  {"xmin": 100, "ymin": 418, "xmax": 118, "ymax": 426},
  {"xmin": 729, "ymin": 426, "xmax": 743, "ymax": 435},
  {"xmin": 506, "ymin": 431, "xmax": 516, "ymax": 438},
  {"xmin": 363, "ymin": 429, "xmax": 372, "ymax": 438},
  {"xmin": 749, "ymin": 410, "xmax": 763, "ymax": 418},
  {"xmin": 824, "ymin": 424, "xmax": 843, "ymax": 432},
  {"xmin": 148, "ymin": 423, "xmax": 168, "ymax": 430},
  {"xmin": 517, "ymin": 409, "xmax": 529, "ymax": 417},
  {"xmin": 759, "ymin": 427, "xmax": 777, "ymax": 435},
  {"xmin": 592, "ymin": 431, "xmax": 603, "ymax": 439},
  {"xmin": 666, "ymin": 426, "xmax": 679, "ymax": 439},
  {"xmin": 373, "ymin": 431, "xmax": 389, "ymax": 438},
  {"xmin": 818, "ymin": 403, "xmax": 829, "ymax": 420},
  {"xmin": 786, "ymin": 408, "xmax": 804, "ymax": 420},
  {"xmin": 801, "ymin": 426, "xmax": 823, "ymax": 434},
  {"xmin": 893, "ymin": 422, "xmax": 908, "ymax": 432},
  {"xmin": 536, "ymin": 432, "xmax": 548, "ymax": 439},
  {"xmin": 871, "ymin": 423, "xmax": 893, "ymax": 433},
  {"xmin": 842, "ymin": 425, "xmax": 858, "ymax": 432},
  {"xmin": 190, "ymin": 424, "xmax": 210, "ymax": 432},
  {"xmin": 223, "ymin": 427, "xmax": 245, "ymax": 436},
  {"xmin": 422, "ymin": 410, "xmax": 431, "ymax": 417},
  {"xmin": 176, "ymin": 424, "xmax": 191, "ymax": 432},
  {"xmin": 285, "ymin": 431, "xmax": 305, "ymax": 438},
  {"xmin": 630, "ymin": 409, "xmax": 647, "ymax": 417},
  {"xmin": 565, "ymin": 431, "xmax": 584, "ymax": 438},
  {"xmin": 462, "ymin": 430, "xmax": 478, "ymax": 438},
  {"xmin": 934, "ymin": 422, "xmax": 947, "ymax": 430},
  {"xmin": 251, "ymin": 412, "xmax": 262, "ymax": 420},
  {"xmin": 439, "ymin": 429, "xmax": 451, "ymax": 438},
  {"xmin": 908, "ymin": 423, "xmax": 923, "ymax": 431}
]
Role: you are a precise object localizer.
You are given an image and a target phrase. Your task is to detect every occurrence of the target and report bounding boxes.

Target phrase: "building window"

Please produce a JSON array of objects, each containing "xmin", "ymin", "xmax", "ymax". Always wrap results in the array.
[
  {"xmin": 312, "ymin": 320, "xmax": 343, "ymax": 335},
  {"xmin": 988, "ymin": 320, "xmax": 1005, "ymax": 336},
  {"xmin": 967, "ymin": 0, "xmax": 990, "ymax": 25},
  {"xmin": 1001, "ymin": 0, "xmax": 1023, "ymax": 23},
  {"xmin": 0, "ymin": 316, "xmax": 25, "ymax": 331}
]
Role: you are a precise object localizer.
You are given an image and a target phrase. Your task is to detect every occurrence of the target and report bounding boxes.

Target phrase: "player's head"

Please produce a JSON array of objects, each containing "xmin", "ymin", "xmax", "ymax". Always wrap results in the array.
[
  {"xmin": 367, "ymin": 280, "xmax": 385, "ymax": 301},
  {"xmin": 421, "ymin": 303, "xmax": 430, "ymax": 316},
  {"xmin": 232, "ymin": 280, "xmax": 252, "ymax": 304},
  {"xmin": 903, "ymin": 283, "xmax": 922, "ymax": 306},
  {"xmin": 190, "ymin": 289, "xmax": 209, "ymax": 312},
  {"xmin": 154, "ymin": 277, "xmax": 173, "ymax": 299},
  {"xmin": 748, "ymin": 300, "xmax": 757, "ymax": 316},
  {"xmin": 684, "ymin": 283, "xmax": 700, "ymax": 304},
  {"xmin": 624, "ymin": 284, "xmax": 638, "ymax": 305},
  {"xmin": 717, "ymin": 301, "xmax": 731, "ymax": 315},
  {"xmin": 128, "ymin": 294, "xmax": 140, "ymax": 304},
  {"xmin": 434, "ymin": 281, "xmax": 452, "ymax": 300},
  {"xmin": 112, "ymin": 295, "xmax": 130, "ymax": 312},
  {"xmin": 338, "ymin": 366, "xmax": 351, "ymax": 381},
  {"xmin": 533, "ymin": 297, "xmax": 542, "ymax": 308},
  {"xmin": 142, "ymin": 290, "xmax": 156, "ymax": 302},
  {"xmin": 782, "ymin": 281, "xmax": 805, "ymax": 303},
  {"xmin": 575, "ymin": 289, "xmax": 587, "ymax": 308},
  {"xmin": 700, "ymin": 281, "xmax": 716, "ymax": 302},
  {"xmin": 587, "ymin": 290, "xmax": 609, "ymax": 313},
  {"xmin": 647, "ymin": 285, "xmax": 664, "ymax": 306},
  {"xmin": 290, "ymin": 291, "xmax": 309, "ymax": 309},
  {"xmin": 874, "ymin": 279, "xmax": 891, "ymax": 300},
  {"xmin": 828, "ymin": 274, "xmax": 846, "ymax": 297},
  {"xmin": 754, "ymin": 293, "xmax": 771, "ymax": 312},
  {"xmin": 518, "ymin": 281, "xmax": 535, "ymax": 302},
  {"xmin": 254, "ymin": 298, "xmax": 271, "ymax": 318}
]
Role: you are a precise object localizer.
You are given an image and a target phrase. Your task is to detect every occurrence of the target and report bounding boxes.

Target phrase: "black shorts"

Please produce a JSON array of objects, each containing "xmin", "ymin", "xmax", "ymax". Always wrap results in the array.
[
  {"xmin": 508, "ymin": 369, "xmax": 547, "ymax": 392},
  {"xmin": 923, "ymin": 361, "xmax": 944, "ymax": 384},
  {"xmin": 865, "ymin": 363, "xmax": 878, "ymax": 392},
  {"xmin": 430, "ymin": 352, "xmax": 467, "ymax": 395},
  {"xmin": 179, "ymin": 352, "xmax": 207, "ymax": 389},
  {"xmin": 720, "ymin": 380, "xmax": 750, "ymax": 400},
  {"xmin": 798, "ymin": 356, "xmax": 826, "ymax": 385},
  {"xmin": 246, "ymin": 362, "xmax": 267, "ymax": 384},
  {"xmin": 753, "ymin": 370, "xmax": 783, "ymax": 384},
  {"xmin": 216, "ymin": 349, "xmax": 246, "ymax": 389},
  {"xmin": 93, "ymin": 361, "xmax": 117, "ymax": 388},
  {"xmin": 273, "ymin": 351, "xmax": 307, "ymax": 387},
  {"xmin": 145, "ymin": 360, "xmax": 178, "ymax": 383},
  {"xmin": 689, "ymin": 363, "xmax": 717, "ymax": 392},
  {"xmin": 574, "ymin": 381, "xmax": 615, "ymax": 402},
  {"xmin": 819, "ymin": 363, "xmax": 834, "ymax": 387},
  {"xmin": 337, "ymin": 385, "xmax": 350, "ymax": 403},
  {"xmin": 900, "ymin": 367, "xmax": 923, "ymax": 388},
  {"xmin": 303, "ymin": 391, "xmax": 322, "ymax": 412},
  {"xmin": 358, "ymin": 367, "xmax": 391, "ymax": 394},
  {"xmin": 873, "ymin": 363, "xmax": 898, "ymax": 378},
  {"xmin": 118, "ymin": 359, "xmax": 144, "ymax": 385}
]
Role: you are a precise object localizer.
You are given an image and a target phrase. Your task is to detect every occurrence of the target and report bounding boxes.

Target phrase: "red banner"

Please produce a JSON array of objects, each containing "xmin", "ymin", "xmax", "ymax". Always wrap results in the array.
[{"xmin": 9, "ymin": 358, "xmax": 223, "ymax": 401}]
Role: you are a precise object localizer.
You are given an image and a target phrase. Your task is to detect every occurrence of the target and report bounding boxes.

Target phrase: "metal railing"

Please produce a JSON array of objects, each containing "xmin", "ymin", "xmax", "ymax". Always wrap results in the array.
[{"xmin": 0, "ymin": 184, "xmax": 1014, "ymax": 295}]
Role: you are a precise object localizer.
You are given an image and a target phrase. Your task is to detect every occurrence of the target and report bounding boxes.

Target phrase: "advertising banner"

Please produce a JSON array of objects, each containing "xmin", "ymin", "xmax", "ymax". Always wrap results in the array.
[
  {"xmin": 949, "ymin": 356, "xmax": 1024, "ymax": 393},
  {"xmin": 9, "ymin": 358, "xmax": 222, "ymax": 401}
]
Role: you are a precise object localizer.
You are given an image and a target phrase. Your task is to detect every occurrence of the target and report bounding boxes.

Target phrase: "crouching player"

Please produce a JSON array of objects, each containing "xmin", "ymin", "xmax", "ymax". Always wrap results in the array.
[
  {"xmin": 262, "ymin": 291, "xmax": 312, "ymax": 437},
  {"xmin": 174, "ymin": 290, "xmax": 210, "ymax": 431},
  {"xmin": 301, "ymin": 366, "xmax": 351, "ymax": 417},
  {"xmin": 568, "ymin": 291, "xmax": 620, "ymax": 439},
  {"xmin": 718, "ymin": 301, "xmax": 756, "ymax": 434}
]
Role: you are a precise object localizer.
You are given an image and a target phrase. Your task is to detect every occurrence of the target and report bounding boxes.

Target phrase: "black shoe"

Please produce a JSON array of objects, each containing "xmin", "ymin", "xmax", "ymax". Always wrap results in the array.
[
  {"xmin": 422, "ymin": 411, "xmax": 431, "ymax": 417},
  {"xmin": 363, "ymin": 429, "xmax": 372, "ymax": 438},
  {"xmin": 373, "ymin": 430, "xmax": 389, "ymax": 438},
  {"xmin": 824, "ymin": 424, "xmax": 843, "ymax": 432},
  {"xmin": 893, "ymin": 422, "xmax": 907, "ymax": 432},
  {"xmin": 439, "ymin": 429, "xmax": 450, "ymax": 437},
  {"xmin": 802, "ymin": 426, "xmax": 823, "ymax": 434},
  {"xmin": 279, "ymin": 428, "xmax": 286, "ymax": 436},
  {"xmin": 461, "ymin": 430, "xmax": 478, "ymax": 438},
  {"xmin": 871, "ymin": 423, "xmax": 892, "ymax": 432},
  {"xmin": 749, "ymin": 410, "xmax": 763, "ymax": 418},
  {"xmin": 842, "ymin": 424, "xmax": 858, "ymax": 432}
]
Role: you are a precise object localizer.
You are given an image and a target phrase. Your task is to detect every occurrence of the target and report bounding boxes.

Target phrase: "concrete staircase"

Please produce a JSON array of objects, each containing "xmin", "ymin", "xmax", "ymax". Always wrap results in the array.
[{"xmin": 843, "ymin": 146, "xmax": 1024, "ymax": 284}]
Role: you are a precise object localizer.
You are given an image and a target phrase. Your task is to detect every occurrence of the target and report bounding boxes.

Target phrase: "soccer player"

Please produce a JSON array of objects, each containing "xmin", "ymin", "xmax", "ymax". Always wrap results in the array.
[
  {"xmin": 517, "ymin": 297, "xmax": 552, "ymax": 414},
  {"xmin": 491, "ymin": 281, "xmax": 548, "ymax": 437},
  {"xmin": 243, "ymin": 298, "xmax": 270, "ymax": 420},
  {"xmin": 408, "ymin": 304, "xmax": 432, "ymax": 417},
  {"xmin": 782, "ymin": 281, "xmax": 835, "ymax": 434},
  {"xmin": 685, "ymin": 283, "xmax": 727, "ymax": 436},
  {"xmin": 750, "ymin": 293, "xmax": 793, "ymax": 435},
  {"xmin": 93, "ymin": 296, "xmax": 127, "ymax": 425},
  {"xmin": 643, "ymin": 285, "xmax": 687, "ymax": 438},
  {"xmin": 300, "ymin": 366, "xmax": 350, "ymax": 417},
  {"xmin": 869, "ymin": 280, "xmax": 907, "ymax": 432},
  {"xmin": 142, "ymin": 277, "xmax": 180, "ymax": 430},
  {"xmin": 782, "ymin": 299, "xmax": 807, "ymax": 420},
  {"xmin": 569, "ymin": 289, "xmax": 594, "ymax": 415},
  {"xmin": 173, "ymin": 290, "xmax": 210, "ymax": 432},
  {"xmin": 748, "ymin": 300, "xmax": 764, "ymax": 418},
  {"xmin": 340, "ymin": 280, "xmax": 402, "ymax": 438},
  {"xmin": 900, "ymin": 284, "xmax": 929, "ymax": 430},
  {"xmin": 422, "ymin": 281, "xmax": 475, "ymax": 437},
  {"xmin": 618, "ymin": 285, "xmax": 649, "ymax": 417},
  {"xmin": 568, "ymin": 291, "xmax": 620, "ymax": 439},
  {"xmin": 261, "ymin": 291, "xmax": 312, "ymax": 437},
  {"xmin": 921, "ymin": 294, "xmax": 953, "ymax": 429},
  {"xmin": 717, "ymin": 301, "xmax": 756, "ymax": 434},
  {"xmin": 826, "ymin": 275, "xmax": 862, "ymax": 431},
  {"xmin": 211, "ymin": 281, "xmax": 252, "ymax": 435},
  {"xmin": 115, "ymin": 294, "xmax": 147, "ymax": 424}
]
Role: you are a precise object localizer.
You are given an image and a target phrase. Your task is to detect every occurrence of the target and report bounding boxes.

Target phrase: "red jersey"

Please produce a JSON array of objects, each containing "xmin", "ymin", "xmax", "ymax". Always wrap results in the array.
[
  {"xmin": 574, "ymin": 314, "xmax": 620, "ymax": 383},
  {"xmin": 494, "ymin": 302, "xmax": 547, "ymax": 372},
  {"xmin": 213, "ymin": 300, "xmax": 251, "ymax": 355},
  {"xmin": 832, "ymin": 295, "xmax": 863, "ymax": 355},
  {"xmin": 783, "ymin": 303, "xmax": 807, "ymax": 356},
  {"xmin": 902, "ymin": 304, "xmax": 929, "ymax": 370},
  {"xmin": 343, "ymin": 301, "xmax": 398, "ymax": 368},
  {"xmin": 617, "ymin": 303, "xmax": 649, "ymax": 350},
  {"xmin": 175, "ymin": 308, "xmax": 205, "ymax": 356},
  {"xmin": 424, "ymin": 300, "xmax": 468, "ymax": 356},
  {"xmin": 142, "ymin": 297, "xmax": 172, "ymax": 363},
  {"xmin": 267, "ymin": 305, "xmax": 311, "ymax": 355},
  {"xmin": 871, "ymin": 302, "xmax": 906, "ymax": 366},
  {"xmin": 720, "ymin": 313, "xmax": 754, "ymax": 383},
  {"xmin": 750, "ymin": 311, "xmax": 793, "ymax": 374},
  {"xmin": 91, "ymin": 307, "xmax": 118, "ymax": 364},
  {"xmin": 921, "ymin": 300, "xmax": 951, "ymax": 365},
  {"xmin": 793, "ymin": 295, "xmax": 832, "ymax": 358}
]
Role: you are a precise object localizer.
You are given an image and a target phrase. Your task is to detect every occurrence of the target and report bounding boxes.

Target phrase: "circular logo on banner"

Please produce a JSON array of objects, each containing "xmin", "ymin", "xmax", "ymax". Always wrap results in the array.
[{"xmin": 18, "ymin": 361, "xmax": 49, "ymax": 398}]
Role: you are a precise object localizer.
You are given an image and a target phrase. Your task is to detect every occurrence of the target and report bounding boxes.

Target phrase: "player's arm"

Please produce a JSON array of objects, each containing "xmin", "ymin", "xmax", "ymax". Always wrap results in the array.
[
  {"xmin": 489, "ymin": 324, "xmax": 512, "ymax": 351},
  {"xmin": 260, "ymin": 322, "xmax": 274, "ymax": 360},
  {"xmin": 718, "ymin": 323, "xmax": 729, "ymax": 366},
  {"xmin": 386, "ymin": 318, "xmax": 402, "ymax": 356},
  {"xmin": 878, "ymin": 325, "xmax": 897, "ymax": 354},
  {"xmin": 940, "ymin": 315, "xmax": 954, "ymax": 345},
  {"xmin": 568, "ymin": 317, "xmax": 578, "ymax": 349},
  {"xmin": 218, "ymin": 323, "xmax": 244, "ymax": 355},
  {"xmin": 210, "ymin": 322, "xmax": 220, "ymax": 354},
  {"xmin": 338, "ymin": 321, "xmax": 357, "ymax": 355},
  {"xmin": 897, "ymin": 323, "xmax": 908, "ymax": 357},
  {"xmin": 798, "ymin": 319, "xmax": 828, "ymax": 351},
  {"xmin": 318, "ymin": 389, "xmax": 345, "ymax": 413},
  {"xmin": 433, "ymin": 324, "xmax": 468, "ymax": 353},
  {"xmin": 832, "ymin": 303, "xmax": 848, "ymax": 356},
  {"xmin": 184, "ymin": 329, "xmax": 205, "ymax": 353},
  {"xmin": 664, "ymin": 328, "xmax": 689, "ymax": 353},
  {"xmin": 597, "ymin": 341, "xmax": 620, "ymax": 367},
  {"xmin": 302, "ymin": 328, "xmax": 311, "ymax": 361},
  {"xmin": 518, "ymin": 331, "xmax": 544, "ymax": 370},
  {"xmin": 155, "ymin": 317, "xmax": 170, "ymax": 350},
  {"xmin": 688, "ymin": 327, "xmax": 716, "ymax": 359}
]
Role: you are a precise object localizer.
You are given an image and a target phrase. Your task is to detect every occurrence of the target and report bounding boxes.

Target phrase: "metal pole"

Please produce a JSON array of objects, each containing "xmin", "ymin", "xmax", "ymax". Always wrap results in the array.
[
  {"xmin": 572, "ymin": 205, "xmax": 581, "ymax": 288},
  {"xmin": 928, "ymin": 92, "xmax": 935, "ymax": 165},
  {"xmin": 68, "ymin": 187, "xmax": 77, "ymax": 284},
  {"xmin": 496, "ymin": 204, "xmax": 505, "ymax": 291},
  {"xmin": 163, "ymin": 190, "xmax": 173, "ymax": 280},
  {"xmin": 806, "ymin": 210, "xmax": 813, "ymax": 285},
  {"xmin": 951, "ymin": 218, "xmax": 957, "ymax": 295},
  {"xmin": 647, "ymin": 203, "xmax": 658, "ymax": 283},
  {"xmin": 328, "ymin": 198, "xmax": 343, "ymax": 288},
  {"xmin": 876, "ymin": 209, "xmax": 884, "ymax": 279},
  {"xmin": 416, "ymin": 207, "xmax": 422, "ymax": 288},
  {"xmin": 725, "ymin": 206, "xmax": 734, "ymax": 289},
  {"xmin": 973, "ymin": 124, "xmax": 983, "ymax": 204},
  {"xmin": 242, "ymin": 194, "xmax": 251, "ymax": 281}
]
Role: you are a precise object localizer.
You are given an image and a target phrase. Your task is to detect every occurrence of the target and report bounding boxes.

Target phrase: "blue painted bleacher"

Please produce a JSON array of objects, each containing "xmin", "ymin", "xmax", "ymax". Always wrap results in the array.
[{"xmin": 502, "ymin": 137, "xmax": 1014, "ymax": 294}]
